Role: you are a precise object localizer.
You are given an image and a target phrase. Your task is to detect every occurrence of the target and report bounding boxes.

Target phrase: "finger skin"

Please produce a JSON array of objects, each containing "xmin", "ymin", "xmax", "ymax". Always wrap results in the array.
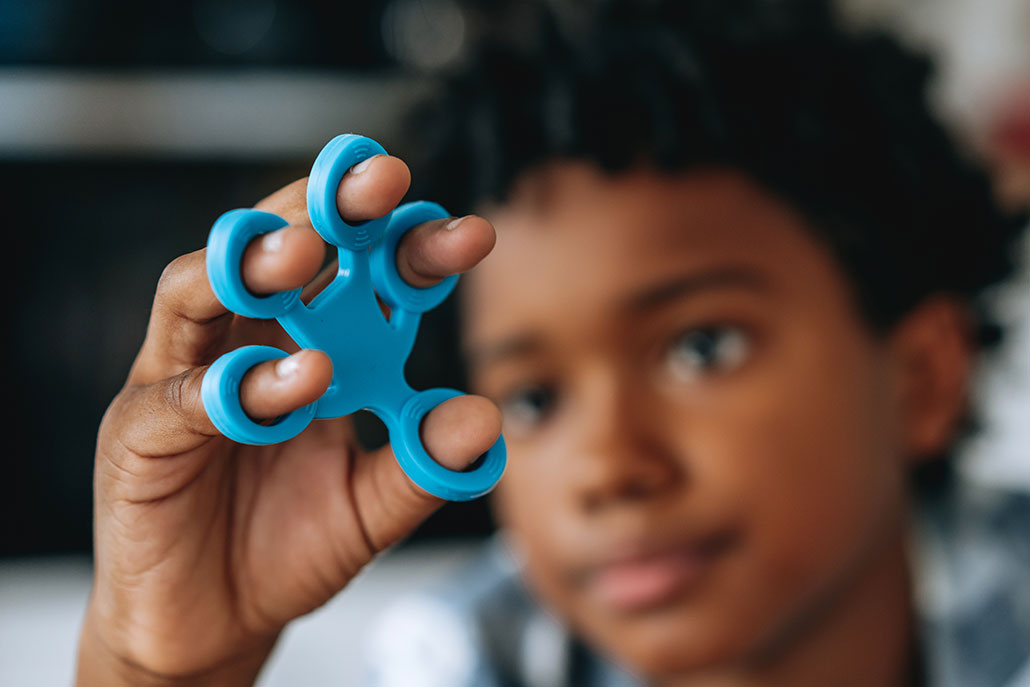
[
  {"xmin": 351, "ymin": 394, "xmax": 503, "ymax": 551},
  {"xmin": 239, "ymin": 226, "xmax": 326, "ymax": 296},
  {"xmin": 295, "ymin": 213, "xmax": 498, "ymax": 311},
  {"xmin": 395, "ymin": 215, "xmax": 497, "ymax": 288},
  {"xmin": 336, "ymin": 154, "xmax": 412, "ymax": 222},
  {"xmin": 132, "ymin": 236, "xmax": 324, "ymax": 383},
  {"xmin": 237, "ymin": 350, "xmax": 333, "ymax": 420},
  {"xmin": 251, "ymin": 157, "xmax": 495, "ymax": 289},
  {"xmin": 421, "ymin": 394, "xmax": 503, "ymax": 471},
  {"xmin": 81, "ymin": 151, "xmax": 503, "ymax": 686},
  {"xmin": 132, "ymin": 155, "xmax": 409, "ymax": 383},
  {"xmin": 113, "ymin": 350, "xmax": 332, "ymax": 469},
  {"xmin": 252, "ymin": 155, "xmax": 411, "ymax": 226}
]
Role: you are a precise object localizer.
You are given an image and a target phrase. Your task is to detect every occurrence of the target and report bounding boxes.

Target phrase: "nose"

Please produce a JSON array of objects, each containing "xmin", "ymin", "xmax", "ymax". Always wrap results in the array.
[{"xmin": 566, "ymin": 368, "xmax": 685, "ymax": 513}]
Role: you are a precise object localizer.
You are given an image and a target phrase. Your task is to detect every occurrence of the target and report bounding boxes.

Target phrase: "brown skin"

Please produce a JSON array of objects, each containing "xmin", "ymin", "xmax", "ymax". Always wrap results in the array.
[
  {"xmin": 463, "ymin": 163, "xmax": 974, "ymax": 686},
  {"xmin": 78, "ymin": 154, "xmax": 503, "ymax": 686},
  {"xmin": 80, "ymin": 151, "xmax": 973, "ymax": 686}
]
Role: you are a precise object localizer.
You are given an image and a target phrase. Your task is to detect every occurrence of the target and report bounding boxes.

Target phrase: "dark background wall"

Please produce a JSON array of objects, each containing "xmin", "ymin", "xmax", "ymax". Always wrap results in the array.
[{"xmin": 0, "ymin": 0, "xmax": 496, "ymax": 558}]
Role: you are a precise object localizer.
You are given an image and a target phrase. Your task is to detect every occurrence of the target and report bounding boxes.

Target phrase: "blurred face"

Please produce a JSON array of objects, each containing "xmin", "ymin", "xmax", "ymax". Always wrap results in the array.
[{"xmin": 463, "ymin": 164, "xmax": 914, "ymax": 678}]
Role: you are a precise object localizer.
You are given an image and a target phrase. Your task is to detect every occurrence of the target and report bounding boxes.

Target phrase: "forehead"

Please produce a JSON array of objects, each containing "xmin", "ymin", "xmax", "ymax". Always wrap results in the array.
[{"xmin": 463, "ymin": 163, "xmax": 851, "ymax": 344}]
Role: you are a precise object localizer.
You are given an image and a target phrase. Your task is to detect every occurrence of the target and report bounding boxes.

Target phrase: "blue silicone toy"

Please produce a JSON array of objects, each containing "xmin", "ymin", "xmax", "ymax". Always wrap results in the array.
[{"xmin": 200, "ymin": 133, "xmax": 506, "ymax": 501}]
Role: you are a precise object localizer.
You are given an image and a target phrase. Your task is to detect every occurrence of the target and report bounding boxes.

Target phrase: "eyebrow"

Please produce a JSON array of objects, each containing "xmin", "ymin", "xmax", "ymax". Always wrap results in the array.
[
  {"xmin": 465, "ymin": 265, "xmax": 769, "ymax": 369},
  {"xmin": 464, "ymin": 334, "xmax": 543, "ymax": 370},
  {"xmin": 621, "ymin": 264, "xmax": 769, "ymax": 313}
]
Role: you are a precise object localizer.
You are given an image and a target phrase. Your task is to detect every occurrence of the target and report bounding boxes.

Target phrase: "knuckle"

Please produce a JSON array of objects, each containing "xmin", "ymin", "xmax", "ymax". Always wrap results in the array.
[
  {"xmin": 163, "ymin": 370, "xmax": 189, "ymax": 417},
  {"xmin": 155, "ymin": 251, "xmax": 200, "ymax": 301},
  {"xmin": 163, "ymin": 369, "xmax": 204, "ymax": 430},
  {"xmin": 255, "ymin": 177, "xmax": 310, "ymax": 223}
]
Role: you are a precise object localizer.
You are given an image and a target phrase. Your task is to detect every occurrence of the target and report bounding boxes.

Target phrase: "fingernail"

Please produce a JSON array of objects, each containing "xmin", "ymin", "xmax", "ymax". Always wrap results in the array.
[
  {"xmin": 349, "ymin": 155, "xmax": 377, "ymax": 175},
  {"xmin": 262, "ymin": 229, "xmax": 284, "ymax": 253},
  {"xmin": 276, "ymin": 354, "xmax": 301, "ymax": 379},
  {"xmin": 446, "ymin": 215, "xmax": 470, "ymax": 231}
]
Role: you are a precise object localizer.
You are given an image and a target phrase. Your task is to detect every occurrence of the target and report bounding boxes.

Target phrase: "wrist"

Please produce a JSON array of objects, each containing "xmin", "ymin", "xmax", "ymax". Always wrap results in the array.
[{"xmin": 76, "ymin": 605, "xmax": 276, "ymax": 687}]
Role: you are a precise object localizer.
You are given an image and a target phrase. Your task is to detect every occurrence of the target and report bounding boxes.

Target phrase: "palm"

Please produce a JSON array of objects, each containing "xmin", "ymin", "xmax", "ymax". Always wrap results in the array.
[{"xmin": 99, "ymin": 414, "xmax": 361, "ymax": 669}]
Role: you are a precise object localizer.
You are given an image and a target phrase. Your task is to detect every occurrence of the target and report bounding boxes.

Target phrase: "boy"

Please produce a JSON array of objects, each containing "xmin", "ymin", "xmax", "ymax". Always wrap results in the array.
[{"xmin": 78, "ymin": 1, "xmax": 1028, "ymax": 686}]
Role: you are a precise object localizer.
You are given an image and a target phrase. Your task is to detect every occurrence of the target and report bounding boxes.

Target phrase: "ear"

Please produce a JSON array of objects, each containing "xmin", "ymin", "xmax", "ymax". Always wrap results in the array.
[{"xmin": 886, "ymin": 296, "xmax": 976, "ymax": 463}]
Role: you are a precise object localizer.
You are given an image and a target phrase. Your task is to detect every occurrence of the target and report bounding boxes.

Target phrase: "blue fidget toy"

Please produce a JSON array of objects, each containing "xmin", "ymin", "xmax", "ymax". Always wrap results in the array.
[{"xmin": 200, "ymin": 134, "xmax": 506, "ymax": 501}]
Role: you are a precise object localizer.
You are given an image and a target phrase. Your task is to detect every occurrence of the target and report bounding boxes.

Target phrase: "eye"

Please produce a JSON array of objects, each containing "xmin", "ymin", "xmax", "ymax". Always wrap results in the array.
[
  {"xmin": 497, "ymin": 385, "xmax": 556, "ymax": 433},
  {"xmin": 666, "ymin": 325, "xmax": 751, "ymax": 381}
]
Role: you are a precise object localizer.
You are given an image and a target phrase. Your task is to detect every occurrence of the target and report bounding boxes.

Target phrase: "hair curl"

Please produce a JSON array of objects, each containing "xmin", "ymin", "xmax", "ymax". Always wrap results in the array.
[{"xmin": 402, "ymin": 0, "xmax": 1028, "ymax": 485}]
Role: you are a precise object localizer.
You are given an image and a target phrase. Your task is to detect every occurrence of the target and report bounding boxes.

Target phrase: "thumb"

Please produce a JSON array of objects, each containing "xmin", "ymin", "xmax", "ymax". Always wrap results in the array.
[{"xmin": 350, "ymin": 394, "xmax": 503, "ymax": 552}]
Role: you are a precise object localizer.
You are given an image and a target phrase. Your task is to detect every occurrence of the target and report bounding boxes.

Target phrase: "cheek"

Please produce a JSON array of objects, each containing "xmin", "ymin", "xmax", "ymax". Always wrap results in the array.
[
  {"xmin": 491, "ymin": 444, "xmax": 574, "ymax": 567},
  {"xmin": 697, "ymin": 330, "xmax": 907, "ymax": 643},
  {"xmin": 491, "ymin": 458, "xmax": 585, "ymax": 618},
  {"xmin": 485, "ymin": 322, "xmax": 911, "ymax": 673}
]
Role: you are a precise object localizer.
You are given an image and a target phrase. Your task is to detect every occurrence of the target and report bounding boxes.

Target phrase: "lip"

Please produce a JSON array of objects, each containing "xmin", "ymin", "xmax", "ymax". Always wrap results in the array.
[{"xmin": 581, "ymin": 530, "xmax": 739, "ymax": 613}]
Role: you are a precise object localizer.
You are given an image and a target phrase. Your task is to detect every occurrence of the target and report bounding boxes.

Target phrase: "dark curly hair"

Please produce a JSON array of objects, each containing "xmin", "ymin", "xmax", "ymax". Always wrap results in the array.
[{"xmin": 402, "ymin": 0, "xmax": 1028, "ymax": 485}]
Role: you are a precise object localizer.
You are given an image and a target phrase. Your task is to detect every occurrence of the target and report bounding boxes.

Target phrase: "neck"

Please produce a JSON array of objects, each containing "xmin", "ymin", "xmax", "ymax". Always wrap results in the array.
[{"xmin": 662, "ymin": 529, "xmax": 917, "ymax": 687}]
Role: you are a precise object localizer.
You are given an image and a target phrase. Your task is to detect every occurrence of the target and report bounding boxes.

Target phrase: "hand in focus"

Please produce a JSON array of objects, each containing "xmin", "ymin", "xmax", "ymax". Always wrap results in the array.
[{"xmin": 77, "ymin": 155, "xmax": 501, "ymax": 686}]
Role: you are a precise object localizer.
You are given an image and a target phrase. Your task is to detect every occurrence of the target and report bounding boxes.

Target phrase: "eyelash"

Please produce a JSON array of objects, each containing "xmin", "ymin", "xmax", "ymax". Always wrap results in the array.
[{"xmin": 494, "ymin": 325, "xmax": 753, "ymax": 434}]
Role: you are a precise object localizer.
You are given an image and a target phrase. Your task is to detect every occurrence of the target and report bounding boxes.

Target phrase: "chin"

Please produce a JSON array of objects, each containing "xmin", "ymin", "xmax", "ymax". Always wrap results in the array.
[{"xmin": 579, "ymin": 602, "xmax": 755, "ymax": 679}]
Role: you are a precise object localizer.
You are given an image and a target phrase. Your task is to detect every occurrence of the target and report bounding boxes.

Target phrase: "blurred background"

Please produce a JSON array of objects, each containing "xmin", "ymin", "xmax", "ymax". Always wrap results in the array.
[{"xmin": 0, "ymin": 0, "xmax": 1027, "ymax": 684}]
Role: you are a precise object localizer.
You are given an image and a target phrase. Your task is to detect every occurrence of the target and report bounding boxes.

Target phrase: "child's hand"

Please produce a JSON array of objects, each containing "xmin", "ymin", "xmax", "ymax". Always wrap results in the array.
[{"xmin": 77, "ymin": 155, "xmax": 501, "ymax": 686}]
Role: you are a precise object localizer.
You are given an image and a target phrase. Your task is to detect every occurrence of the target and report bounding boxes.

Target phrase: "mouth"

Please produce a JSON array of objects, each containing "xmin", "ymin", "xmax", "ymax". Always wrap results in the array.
[{"xmin": 581, "ymin": 529, "xmax": 740, "ymax": 614}]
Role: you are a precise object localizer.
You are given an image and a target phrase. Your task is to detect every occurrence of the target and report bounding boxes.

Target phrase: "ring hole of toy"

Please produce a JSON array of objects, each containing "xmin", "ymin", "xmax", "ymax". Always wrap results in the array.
[
  {"xmin": 375, "ymin": 285, "xmax": 394, "ymax": 323},
  {"xmin": 298, "ymin": 239, "xmax": 341, "ymax": 305},
  {"xmin": 250, "ymin": 413, "xmax": 288, "ymax": 427},
  {"xmin": 395, "ymin": 387, "xmax": 506, "ymax": 500},
  {"xmin": 317, "ymin": 237, "xmax": 337, "ymax": 273},
  {"xmin": 352, "ymin": 409, "xmax": 389, "ymax": 451},
  {"xmin": 463, "ymin": 452, "xmax": 488, "ymax": 473},
  {"xmin": 341, "ymin": 214, "xmax": 373, "ymax": 228}
]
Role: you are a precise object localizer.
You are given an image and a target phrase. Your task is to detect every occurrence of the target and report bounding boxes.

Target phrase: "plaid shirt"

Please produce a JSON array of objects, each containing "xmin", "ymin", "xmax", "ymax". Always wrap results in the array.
[
  {"xmin": 913, "ymin": 480, "xmax": 1030, "ymax": 686},
  {"xmin": 363, "ymin": 480, "xmax": 1030, "ymax": 687}
]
